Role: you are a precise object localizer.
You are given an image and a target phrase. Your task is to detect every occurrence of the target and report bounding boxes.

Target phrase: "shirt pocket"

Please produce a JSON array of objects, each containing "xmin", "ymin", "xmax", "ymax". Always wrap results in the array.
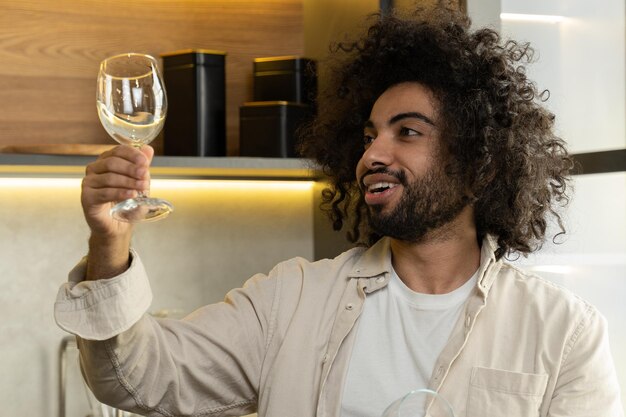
[{"xmin": 467, "ymin": 367, "xmax": 548, "ymax": 417}]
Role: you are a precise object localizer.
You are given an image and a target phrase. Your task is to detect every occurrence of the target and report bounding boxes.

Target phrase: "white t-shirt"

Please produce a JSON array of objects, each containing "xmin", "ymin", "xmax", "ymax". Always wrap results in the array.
[{"xmin": 340, "ymin": 267, "xmax": 478, "ymax": 417}]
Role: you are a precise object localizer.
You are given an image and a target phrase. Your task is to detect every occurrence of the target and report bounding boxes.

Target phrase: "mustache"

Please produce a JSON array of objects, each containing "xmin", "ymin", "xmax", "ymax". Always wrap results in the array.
[{"xmin": 359, "ymin": 167, "xmax": 408, "ymax": 190}]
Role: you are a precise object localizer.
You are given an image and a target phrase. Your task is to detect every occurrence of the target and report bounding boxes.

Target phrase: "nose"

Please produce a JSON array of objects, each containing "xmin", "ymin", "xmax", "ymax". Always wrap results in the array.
[{"xmin": 361, "ymin": 133, "xmax": 394, "ymax": 170}]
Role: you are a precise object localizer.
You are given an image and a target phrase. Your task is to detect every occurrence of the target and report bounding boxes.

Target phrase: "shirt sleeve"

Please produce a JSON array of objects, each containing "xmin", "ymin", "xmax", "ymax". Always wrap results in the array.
[
  {"xmin": 548, "ymin": 306, "xmax": 624, "ymax": 417},
  {"xmin": 53, "ymin": 249, "xmax": 153, "ymax": 340},
  {"xmin": 61, "ymin": 257, "xmax": 283, "ymax": 417}
]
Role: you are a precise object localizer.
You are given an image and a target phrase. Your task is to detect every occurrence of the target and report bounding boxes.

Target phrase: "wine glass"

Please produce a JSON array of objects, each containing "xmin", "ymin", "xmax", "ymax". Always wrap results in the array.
[
  {"xmin": 96, "ymin": 53, "xmax": 173, "ymax": 222},
  {"xmin": 382, "ymin": 389, "xmax": 455, "ymax": 417}
]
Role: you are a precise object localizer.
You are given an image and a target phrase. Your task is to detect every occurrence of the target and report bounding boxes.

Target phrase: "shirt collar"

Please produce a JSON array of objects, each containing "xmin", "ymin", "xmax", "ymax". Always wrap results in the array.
[
  {"xmin": 348, "ymin": 237, "xmax": 392, "ymax": 279},
  {"xmin": 348, "ymin": 234, "xmax": 503, "ymax": 296},
  {"xmin": 475, "ymin": 234, "xmax": 501, "ymax": 296}
]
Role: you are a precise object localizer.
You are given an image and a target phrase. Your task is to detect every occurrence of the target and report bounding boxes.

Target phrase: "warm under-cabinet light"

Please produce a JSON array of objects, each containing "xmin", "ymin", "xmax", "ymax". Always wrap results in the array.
[
  {"xmin": 0, "ymin": 177, "xmax": 315, "ymax": 191},
  {"xmin": 152, "ymin": 179, "xmax": 315, "ymax": 191},
  {"xmin": 500, "ymin": 13, "xmax": 564, "ymax": 24},
  {"xmin": 0, "ymin": 177, "xmax": 81, "ymax": 188}
]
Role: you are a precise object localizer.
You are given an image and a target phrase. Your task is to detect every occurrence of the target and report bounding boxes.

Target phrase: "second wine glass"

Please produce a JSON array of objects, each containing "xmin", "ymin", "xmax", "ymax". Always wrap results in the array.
[
  {"xmin": 96, "ymin": 53, "xmax": 173, "ymax": 223},
  {"xmin": 382, "ymin": 389, "xmax": 455, "ymax": 417}
]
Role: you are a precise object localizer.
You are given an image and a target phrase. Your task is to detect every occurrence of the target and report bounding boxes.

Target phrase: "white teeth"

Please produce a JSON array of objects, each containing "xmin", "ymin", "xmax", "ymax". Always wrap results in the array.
[{"xmin": 368, "ymin": 182, "xmax": 398, "ymax": 193}]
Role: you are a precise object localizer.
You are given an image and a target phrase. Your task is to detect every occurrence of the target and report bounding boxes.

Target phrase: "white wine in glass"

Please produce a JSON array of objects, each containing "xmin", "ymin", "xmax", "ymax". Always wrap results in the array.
[
  {"xmin": 96, "ymin": 53, "xmax": 173, "ymax": 222},
  {"xmin": 382, "ymin": 389, "xmax": 455, "ymax": 417}
]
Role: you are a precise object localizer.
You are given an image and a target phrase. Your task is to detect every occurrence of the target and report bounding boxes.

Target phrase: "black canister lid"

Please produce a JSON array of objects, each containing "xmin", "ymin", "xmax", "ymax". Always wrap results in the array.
[
  {"xmin": 253, "ymin": 56, "xmax": 315, "ymax": 73},
  {"xmin": 161, "ymin": 49, "xmax": 226, "ymax": 68}
]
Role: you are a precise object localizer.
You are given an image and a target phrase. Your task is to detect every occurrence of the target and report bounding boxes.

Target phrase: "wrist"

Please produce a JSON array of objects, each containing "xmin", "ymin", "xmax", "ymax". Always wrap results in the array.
[
  {"xmin": 89, "ymin": 227, "xmax": 132, "ymax": 246},
  {"xmin": 86, "ymin": 232, "xmax": 132, "ymax": 280}
]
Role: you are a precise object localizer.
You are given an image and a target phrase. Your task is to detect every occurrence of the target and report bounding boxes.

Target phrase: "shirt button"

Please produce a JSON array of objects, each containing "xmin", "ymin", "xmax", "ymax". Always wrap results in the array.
[
  {"xmin": 345, "ymin": 303, "xmax": 354, "ymax": 310},
  {"xmin": 465, "ymin": 315, "xmax": 472, "ymax": 328},
  {"xmin": 322, "ymin": 354, "xmax": 329, "ymax": 363},
  {"xmin": 376, "ymin": 277, "xmax": 385, "ymax": 283}
]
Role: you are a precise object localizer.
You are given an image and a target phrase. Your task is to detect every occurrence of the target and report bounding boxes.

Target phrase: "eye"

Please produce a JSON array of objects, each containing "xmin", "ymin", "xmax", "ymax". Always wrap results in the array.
[
  {"xmin": 363, "ymin": 133, "xmax": 375, "ymax": 149},
  {"xmin": 399, "ymin": 126, "xmax": 421, "ymax": 136}
]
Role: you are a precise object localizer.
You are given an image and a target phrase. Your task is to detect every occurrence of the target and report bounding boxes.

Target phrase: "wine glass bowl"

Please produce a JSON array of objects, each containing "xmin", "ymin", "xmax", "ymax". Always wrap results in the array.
[
  {"xmin": 96, "ymin": 53, "xmax": 173, "ymax": 222},
  {"xmin": 382, "ymin": 389, "xmax": 455, "ymax": 417}
]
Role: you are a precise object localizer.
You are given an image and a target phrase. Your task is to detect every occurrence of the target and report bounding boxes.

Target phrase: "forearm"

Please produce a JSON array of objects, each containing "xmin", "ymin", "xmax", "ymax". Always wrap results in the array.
[
  {"xmin": 79, "ymin": 304, "xmax": 261, "ymax": 416},
  {"xmin": 86, "ymin": 231, "xmax": 132, "ymax": 280}
]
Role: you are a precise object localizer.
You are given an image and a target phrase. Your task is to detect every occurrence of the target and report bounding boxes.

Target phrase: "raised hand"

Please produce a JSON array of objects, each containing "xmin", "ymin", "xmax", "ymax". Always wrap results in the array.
[{"xmin": 81, "ymin": 145, "xmax": 154, "ymax": 280}]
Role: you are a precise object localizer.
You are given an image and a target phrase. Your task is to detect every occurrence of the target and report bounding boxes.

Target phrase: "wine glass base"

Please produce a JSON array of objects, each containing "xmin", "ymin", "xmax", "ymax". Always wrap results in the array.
[
  {"xmin": 111, "ymin": 197, "xmax": 173, "ymax": 223},
  {"xmin": 382, "ymin": 388, "xmax": 455, "ymax": 417}
]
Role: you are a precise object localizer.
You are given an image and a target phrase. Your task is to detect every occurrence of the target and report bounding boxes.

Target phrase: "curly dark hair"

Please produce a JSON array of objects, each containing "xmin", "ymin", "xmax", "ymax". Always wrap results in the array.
[{"xmin": 297, "ymin": 6, "xmax": 574, "ymax": 259}]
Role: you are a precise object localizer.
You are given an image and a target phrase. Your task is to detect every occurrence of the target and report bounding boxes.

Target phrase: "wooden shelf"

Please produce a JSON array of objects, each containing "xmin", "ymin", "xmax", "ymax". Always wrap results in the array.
[
  {"xmin": 2, "ymin": 149, "xmax": 623, "ymax": 180},
  {"xmin": 0, "ymin": 154, "xmax": 323, "ymax": 181}
]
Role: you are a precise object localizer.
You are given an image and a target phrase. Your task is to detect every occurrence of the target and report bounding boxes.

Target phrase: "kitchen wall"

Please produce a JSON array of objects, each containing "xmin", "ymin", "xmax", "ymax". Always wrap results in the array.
[
  {"xmin": 494, "ymin": 0, "xmax": 626, "ymax": 412},
  {"xmin": 0, "ymin": 1, "xmax": 311, "ymax": 415},
  {"xmin": 0, "ymin": 177, "xmax": 316, "ymax": 417},
  {"xmin": 498, "ymin": 0, "xmax": 625, "ymax": 154}
]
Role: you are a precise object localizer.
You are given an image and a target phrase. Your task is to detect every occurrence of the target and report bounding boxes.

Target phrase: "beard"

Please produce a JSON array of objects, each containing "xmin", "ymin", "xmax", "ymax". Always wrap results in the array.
[{"xmin": 364, "ymin": 165, "xmax": 469, "ymax": 243}]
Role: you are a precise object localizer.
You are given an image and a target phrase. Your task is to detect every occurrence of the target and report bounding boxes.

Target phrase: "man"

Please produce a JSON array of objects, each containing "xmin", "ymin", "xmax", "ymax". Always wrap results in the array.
[{"xmin": 55, "ymin": 6, "xmax": 623, "ymax": 417}]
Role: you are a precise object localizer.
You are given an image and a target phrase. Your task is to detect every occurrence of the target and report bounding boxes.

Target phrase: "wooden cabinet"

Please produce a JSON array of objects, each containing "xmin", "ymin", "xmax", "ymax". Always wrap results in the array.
[{"xmin": 0, "ymin": 0, "xmax": 304, "ymax": 156}]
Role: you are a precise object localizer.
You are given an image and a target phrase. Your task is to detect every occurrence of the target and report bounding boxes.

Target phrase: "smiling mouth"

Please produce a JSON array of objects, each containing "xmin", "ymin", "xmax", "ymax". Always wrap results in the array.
[{"xmin": 367, "ymin": 182, "xmax": 399, "ymax": 194}]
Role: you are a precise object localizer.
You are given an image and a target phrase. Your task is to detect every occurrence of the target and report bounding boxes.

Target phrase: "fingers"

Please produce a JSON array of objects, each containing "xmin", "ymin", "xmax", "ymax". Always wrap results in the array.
[
  {"xmin": 84, "ymin": 169, "xmax": 149, "ymax": 192},
  {"xmin": 88, "ymin": 145, "xmax": 149, "ymax": 177},
  {"xmin": 81, "ymin": 183, "xmax": 138, "ymax": 205},
  {"xmin": 82, "ymin": 145, "xmax": 152, "ymax": 202}
]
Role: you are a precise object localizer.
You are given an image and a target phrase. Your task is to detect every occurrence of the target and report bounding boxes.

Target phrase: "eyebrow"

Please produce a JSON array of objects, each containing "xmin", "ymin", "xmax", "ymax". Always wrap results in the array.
[{"xmin": 364, "ymin": 112, "xmax": 436, "ymax": 129}]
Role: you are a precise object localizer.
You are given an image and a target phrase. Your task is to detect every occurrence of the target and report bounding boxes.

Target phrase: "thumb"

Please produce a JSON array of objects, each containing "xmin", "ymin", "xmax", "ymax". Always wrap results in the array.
[{"xmin": 140, "ymin": 145, "xmax": 155, "ymax": 164}]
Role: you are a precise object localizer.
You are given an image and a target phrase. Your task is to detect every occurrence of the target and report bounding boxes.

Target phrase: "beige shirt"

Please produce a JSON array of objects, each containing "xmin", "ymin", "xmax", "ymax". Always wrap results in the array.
[{"xmin": 54, "ymin": 236, "xmax": 623, "ymax": 417}]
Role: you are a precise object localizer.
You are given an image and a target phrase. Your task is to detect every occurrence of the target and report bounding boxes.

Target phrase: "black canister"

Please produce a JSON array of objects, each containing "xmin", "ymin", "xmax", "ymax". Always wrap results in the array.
[
  {"xmin": 239, "ymin": 101, "xmax": 312, "ymax": 158},
  {"xmin": 161, "ymin": 49, "xmax": 226, "ymax": 156},
  {"xmin": 253, "ymin": 56, "xmax": 317, "ymax": 107}
]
